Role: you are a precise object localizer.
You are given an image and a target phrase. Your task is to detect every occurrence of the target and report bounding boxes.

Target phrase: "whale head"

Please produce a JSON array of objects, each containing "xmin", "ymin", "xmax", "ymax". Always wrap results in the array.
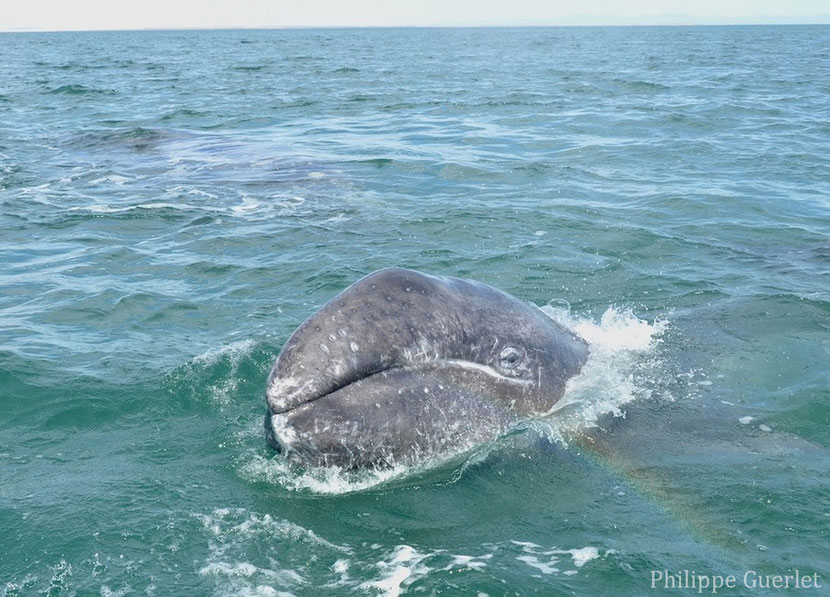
[{"xmin": 265, "ymin": 268, "xmax": 588, "ymax": 468}]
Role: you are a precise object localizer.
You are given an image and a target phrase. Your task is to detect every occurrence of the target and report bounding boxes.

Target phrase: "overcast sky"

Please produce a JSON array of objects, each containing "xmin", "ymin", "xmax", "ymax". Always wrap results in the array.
[{"xmin": 1, "ymin": 0, "xmax": 828, "ymax": 31}]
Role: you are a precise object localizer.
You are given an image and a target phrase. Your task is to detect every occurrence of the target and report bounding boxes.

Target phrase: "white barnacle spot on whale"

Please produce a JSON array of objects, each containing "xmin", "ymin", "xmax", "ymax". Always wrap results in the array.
[
  {"xmin": 349, "ymin": 341, "xmax": 359, "ymax": 352},
  {"xmin": 319, "ymin": 343, "xmax": 330, "ymax": 354},
  {"xmin": 270, "ymin": 413, "xmax": 299, "ymax": 447}
]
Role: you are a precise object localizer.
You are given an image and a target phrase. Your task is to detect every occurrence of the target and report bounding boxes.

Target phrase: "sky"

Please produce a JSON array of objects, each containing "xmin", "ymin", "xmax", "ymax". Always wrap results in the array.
[{"xmin": 1, "ymin": 0, "xmax": 828, "ymax": 31}]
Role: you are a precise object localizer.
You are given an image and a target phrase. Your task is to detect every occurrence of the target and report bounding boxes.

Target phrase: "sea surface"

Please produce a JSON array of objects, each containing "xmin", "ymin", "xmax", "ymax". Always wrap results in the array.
[{"xmin": 1, "ymin": 25, "xmax": 828, "ymax": 596}]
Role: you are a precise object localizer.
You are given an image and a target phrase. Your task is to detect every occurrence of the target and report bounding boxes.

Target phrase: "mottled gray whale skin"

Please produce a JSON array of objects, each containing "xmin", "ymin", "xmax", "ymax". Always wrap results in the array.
[{"xmin": 265, "ymin": 268, "xmax": 588, "ymax": 468}]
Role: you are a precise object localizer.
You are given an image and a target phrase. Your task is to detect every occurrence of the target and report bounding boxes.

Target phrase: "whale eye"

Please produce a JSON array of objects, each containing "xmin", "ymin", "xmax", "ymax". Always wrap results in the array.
[{"xmin": 499, "ymin": 346, "xmax": 523, "ymax": 370}]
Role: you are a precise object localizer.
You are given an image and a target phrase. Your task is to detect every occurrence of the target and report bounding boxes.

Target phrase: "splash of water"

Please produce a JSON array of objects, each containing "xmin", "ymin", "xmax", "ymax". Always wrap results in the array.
[
  {"xmin": 240, "ymin": 453, "xmax": 416, "ymax": 495},
  {"xmin": 534, "ymin": 305, "xmax": 669, "ymax": 445}
]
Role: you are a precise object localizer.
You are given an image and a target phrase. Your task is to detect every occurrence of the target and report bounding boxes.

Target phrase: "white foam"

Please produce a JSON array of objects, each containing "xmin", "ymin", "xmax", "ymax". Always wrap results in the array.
[
  {"xmin": 197, "ymin": 507, "xmax": 344, "ymax": 552},
  {"xmin": 360, "ymin": 545, "xmax": 430, "ymax": 597},
  {"xmin": 512, "ymin": 541, "xmax": 606, "ymax": 576},
  {"xmin": 324, "ymin": 213, "xmax": 352, "ymax": 224},
  {"xmin": 232, "ymin": 196, "xmax": 262, "ymax": 214},
  {"xmin": 100, "ymin": 586, "xmax": 131, "ymax": 597},
  {"xmin": 200, "ymin": 562, "xmax": 260, "ymax": 578},
  {"xmin": 569, "ymin": 546, "xmax": 600, "ymax": 567},
  {"xmin": 516, "ymin": 554, "xmax": 559, "ymax": 575},
  {"xmin": 196, "ymin": 508, "xmax": 346, "ymax": 597},
  {"xmin": 328, "ymin": 558, "xmax": 352, "ymax": 587},
  {"xmin": 173, "ymin": 185, "xmax": 218, "ymax": 199},
  {"xmin": 189, "ymin": 518, "xmax": 607, "ymax": 596},
  {"xmin": 191, "ymin": 339, "xmax": 258, "ymax": 404},
  {"xmin": 88, "ymin": 174, "xmax": 132, "ymax": 186},
  {"xmin": 240, "ymin": 452, "xmax": 414, "ymax": 495},
  {"xmin": 193, "ymin": 339, "xmax": 257, "ymax": 366},
  {"xmin": 365, "ymin": 567, "xmax": 410, "ymax": 596},
  {"xmin": 69, "ymin": 201, "xmax": 221, "ymax": 214},
  {"xmin": 447, "ymin": 554, "xmax": 491, "ymax": 571}
]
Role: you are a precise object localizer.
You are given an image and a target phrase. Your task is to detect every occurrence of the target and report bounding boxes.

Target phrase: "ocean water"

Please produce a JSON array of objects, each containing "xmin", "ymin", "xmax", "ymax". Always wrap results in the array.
[{"xmin": 1, "ymin": 25, "xmax": 828, "ymax": 595}]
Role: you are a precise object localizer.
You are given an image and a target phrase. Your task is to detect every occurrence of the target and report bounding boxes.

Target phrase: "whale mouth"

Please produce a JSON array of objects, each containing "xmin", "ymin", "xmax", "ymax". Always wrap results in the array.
[
  {"xmin": 264, "ymin": 364, "xmax": 432, "ymax": 455},
  {"xmin": 263, "ymin": 360, "xmax": 538, "ymax": 463},
  {"xmin": 268, "ymin": 359, "xmax": 532, "ymax": 415}
]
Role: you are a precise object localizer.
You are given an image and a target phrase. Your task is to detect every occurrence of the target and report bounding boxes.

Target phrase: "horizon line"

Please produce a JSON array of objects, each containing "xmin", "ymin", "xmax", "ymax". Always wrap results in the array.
[{"xmin": 2, "ymin": 19, "xmax": 829, "ymax": 34}]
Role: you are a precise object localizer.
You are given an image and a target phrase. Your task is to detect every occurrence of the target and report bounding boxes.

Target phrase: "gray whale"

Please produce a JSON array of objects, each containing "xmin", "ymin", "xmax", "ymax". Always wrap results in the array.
[{"xmin": 265, "ymin": 268, "xmax": 588, "ymax": 468}]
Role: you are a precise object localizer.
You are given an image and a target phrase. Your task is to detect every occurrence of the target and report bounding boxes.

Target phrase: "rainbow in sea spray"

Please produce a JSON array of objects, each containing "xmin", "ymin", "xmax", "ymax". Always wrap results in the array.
[{"xmin": 540, "ymin": 307, "xmax": 741, "ymax": 553}]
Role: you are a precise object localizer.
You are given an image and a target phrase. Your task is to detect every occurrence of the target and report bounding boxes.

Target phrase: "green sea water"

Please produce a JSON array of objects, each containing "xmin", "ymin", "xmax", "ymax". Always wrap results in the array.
[{"xmin": 1, "ymin": 26, "xmax": 828, "ymax": 595}]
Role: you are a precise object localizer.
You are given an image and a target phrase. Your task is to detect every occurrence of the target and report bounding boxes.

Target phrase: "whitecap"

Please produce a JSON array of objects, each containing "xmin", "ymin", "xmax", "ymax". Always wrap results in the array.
[
  {"xmin": 568, "ymin": 546, "xmax": 600, "ymax": 567},
  {"xmin": 512, "ymin": 541, "xmax": 607, "ymax": 576},
  {"xmin": 359, "ymin": 545, "xmax": 431, "ymax": 597},
  {"xmin": 516, "ymin": 554, "xmax": 559, "ymax": 575},
  {"xmin": 231, "ymin": 196, "xmax": 262, "ymax": 214}
]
